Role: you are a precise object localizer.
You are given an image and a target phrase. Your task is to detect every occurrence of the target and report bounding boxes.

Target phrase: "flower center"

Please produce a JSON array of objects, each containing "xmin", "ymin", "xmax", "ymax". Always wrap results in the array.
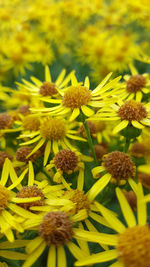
[
  {"xmin": 39, "ymin": 212, "xmax": 73, "ymax": 246},
  {"xmin": 130, "ymin": 142, "xmax": 146, "ymax": 158},
  {"xmin": 69, "ymin": 189, "xmax": 90, "ymax": 214},
  {"xmin": 118, "ymin": 100, "xmax": 147, "ymax": 122},
  {"xmin": 0, "ymin": 151, "xmax": 12, "ymax": 168},
  {"xmin": 123, "ymin": 190, "xmax": 137, "ymax": 210},
  {"xmin": 126, "ymin": 75, "xmax": 146, "ymax": 93},
  {"xmin": 94, "ymin": 121, "xmax": 106, "ymax": 132},
  {"xmin": 18, "ymin": 105, "xmax": 30, "ymax": 115},
  {"xmin": 63, "ymin": 86, "xmax": 92, "ymax": 109},
  {"xmin": 94, "ymin": 144, "xmax": 107, "ymax": 161},
  {"xmin": 54, "ymin": 150, "xmax": 78, "ymax": 172},
  {"xmin": 23, "ymin": 116, "xmax": 40, "ymax": 131},
  {"xmin": 104, "ymin": 151, "xmax": 135, "ymax": 182},
  {"xmin": 40, "ymin": 118, "xmax": 67, "ymax": 140},
  {"xmin": 138, "ymin": 173, "xmax": 150, "ymax": 189},
  {"xmin": 0, "ymin": 185, "xmax": 10, "ymax": 212},
  {"xmin": 0, "ymin": 113, "xmax": 12, "ymax": 129},
  {"xmin": 16, "ymin": 147, "xmax": 33, "ymax": 162},
  {"xmin": 117, "ymin": 225, "xmax": 150, "ymax": 267},
  {"xmin": 79, "ymin": 121, "xmax": 96, "ymax": 138},
  {"xmin": 39, "ymin": 82, "xmax": 58, "ymax": 96},
  {"xmin": 16, "ymin": 185, "xmax": 45, "ymax": 210}
]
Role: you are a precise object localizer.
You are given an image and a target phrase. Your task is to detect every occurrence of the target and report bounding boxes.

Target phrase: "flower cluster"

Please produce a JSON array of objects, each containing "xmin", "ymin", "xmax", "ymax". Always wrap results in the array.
[{"xmin": 0, "ymin": 2, "xmax": 150, "ymax": 267}]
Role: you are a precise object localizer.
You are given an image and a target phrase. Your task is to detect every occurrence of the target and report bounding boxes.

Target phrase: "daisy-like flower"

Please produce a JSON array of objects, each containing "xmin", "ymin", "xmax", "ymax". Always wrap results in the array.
[
  {"xmin": 16, "ymin": 65, "xmax": 73, "ymax": 100},
  {"xmin": 19, "ymin": 116, "xmax": 86, "ymax": 166},
  {"xmin": 92, "ymin": 151, "xmax": 136, "ymax": 186},
  {"xmin": 121, "ymin": 64, "xmax": 150, "ymax": 102},
  {"xmin": 31, "ymin": 72, "xmax": 122, "ymax": 122},
  {"xmin": 15, "ymin": 161, "xmax": 74, "ymax": 214},
  {"xmin": 95, "ymin": 98, "xmax": 150, "ymax": 134},
  {"xmin": 75, "ymin": 182, "xmax": 150, "ymax": 267},
  {"xmin": 46, "ymin": 148, "xmax": 93, "ymax": 189},
  {"xmin": 21, "ymin": 209, "xmax": 90, "ymax": 267}
]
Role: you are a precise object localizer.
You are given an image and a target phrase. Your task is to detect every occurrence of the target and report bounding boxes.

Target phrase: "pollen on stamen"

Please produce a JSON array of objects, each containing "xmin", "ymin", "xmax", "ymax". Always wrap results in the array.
[
  {"xmin": 63, "ymin": 85, "xmax": 92, "ymax": 109},
  {"xmin": 118, "ymin": 100, "xmax": 147, "ymax": 122},
  {"xmin": 16, "ymin": 185, "xmax": 45, "ymax": 210},
  {"xmin": 39, "ymin": 211, "xmax": 73, "ymax": 246},
  {"xmin": 40, "ymin": 117, "xmax": 66, "ymax": 140},
  {"xmin": 126, "ymin": 75, "xmax": 146, "ymax": 93},
  {"xmin": 117, "ymin": 225, "xmax": 150, "ymax": 267},
  {"xmin": 54, "ymin": 149, "xmax": 78, "ymax": 172},
  {"xmin": 23, "ymin": 116, "xmax": 40, "ymax": 131},
  {"xmin": 0, "ymin": 113, "xmax": 12, "ymax": 129},
  {"xmin": 39, "ymin": 82, "xmax": 58, "ymax": 96},
  {"xmin": 104, "ymin": 151, "xmax": 135, "ymax": 183},
  {"xmin": 0, "ymin": 185, "xmax": 10, "ymax": 212}
]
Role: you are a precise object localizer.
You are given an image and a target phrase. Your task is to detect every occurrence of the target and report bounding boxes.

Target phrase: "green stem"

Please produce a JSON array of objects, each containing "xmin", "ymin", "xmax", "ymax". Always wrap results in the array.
[
  {"xmin": 124, "ymin": 137, "xmax": 130, "ymax": 153},
  {"xmin": 83, "ymin": 120, "xmax": 98, "ymax": 165}
]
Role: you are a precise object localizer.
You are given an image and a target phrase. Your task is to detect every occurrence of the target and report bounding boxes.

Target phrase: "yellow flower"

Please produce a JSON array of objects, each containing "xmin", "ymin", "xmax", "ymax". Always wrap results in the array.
[
  {"xmin": 75, "ymin": 182, "xmax": 149, "ymax": 267},
  {"xmin": 31, "ymin": 72, "xmax": 122, "ymax": 122},
  {"xmin": 121, "ymin": 64, "xmax": 150, "ymax": 102},
  {"xmin": 95, "ymin": 99, "xmax": 150, "ymax": 134},
  {"xmin": 46, "ymin": 149, "xmax": 92, "ymax": 188},
  {"xmin": 21, "ymin": 210, "xmax": 90, "ymax": 267},
  {"xmin": 18, "ymin": 117, "xmax": 86, "ymax": 166},
  {"xmin": 16, "ymin": 65, "xmax": 73, "ymax": 100},
  {"xmin": 92, "ymin": 151, "xmax": 136, "ymax": 186}
]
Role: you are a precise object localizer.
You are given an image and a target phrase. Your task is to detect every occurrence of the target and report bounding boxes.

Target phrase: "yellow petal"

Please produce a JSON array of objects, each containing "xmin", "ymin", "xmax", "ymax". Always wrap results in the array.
[
  {"xmin": 58, "ymin": 246, "xmax": 66, "ymax": 267},
  {"xmin": 113, "ymin": 120, "xmax": 129, "ymax": 134},
  {"xmin": 47, "ymin": 246, "xmax": 56, "ymax": 267},
  {"xmin": 116, "ymin": 187, "xmax": 136, "ymax": 227},
  {"xmin": 87, "ymin": 173, "xmax": 111, "ymax": 201},
  {"xmin": 75, "ymin": 249, "xmax": 118, "ymax": 266},
  {"xmin": 95, "ymin": 202, "xmax": 126, "ymax": 233}
]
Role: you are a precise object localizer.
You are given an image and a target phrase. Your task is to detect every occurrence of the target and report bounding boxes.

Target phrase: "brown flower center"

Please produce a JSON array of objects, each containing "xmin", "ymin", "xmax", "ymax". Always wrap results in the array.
[
  {"xmin": 138, "ymin": 172, "xmax": 150, "ymax": 189},
  {"xmin": 0, "ymin": 113, "xmax": 12, "ymax": 129},
  {"xmin": 118, "ymin": 100, "xmax": 147, "ymax": 122},
  {"xmin": 0, "ymin": 185, "xmax": 10, "ymax": 212},
  {"xmin": 16, "ymin": 185, "xmax": 45, "ymax": 210},
  {"xmin": 16, "ymin": 147, "xmax": 33, "ymax": 162},
  {"xmin": 63, "ymin": 86, "xmax": 91, "ymax": 109},
  {"xmin": 104, "ymin": 151, "xmax": 135, "ymax": 181},
  {"xmin": 126, "ymin": 75, "xmax": 146, "ymax": 93},
  {"xmin": 123, "ymin": 190, "xmax": 137, "ymax": 210},
  {"xmin": 130, "ymin": 142, "xmax": 146, "ymax": 158},
  {"xmin": 0, "ymin": 151, "xmax": 12, "ymax": 168},
  {"xmin": 93, "ymin": 145, "xmax": 107, "ymax": 161},
  {"xmin": 79, "ymin": 121, "xmax": 96, "ymax": 138},
  {"xmin": 40, "ymin": 118, "xmax": 66, "ymax": 140},
  {"xmin": 18, "ymin": 105, "xmax": 30, "ymax": 115},
  {"xmin": 40, "ymin": 82, "xmax": 58, "ymax": 96},
  {"xmin": 39, "ymin": 212, "xmax": 73, "ymax": 246},
  {"xmin": 117, "ymin": 225, "xmax": 150, "ymax": 267},
  {"xmin": 69, "ymin": 189, "xmax": 90, "ymax": 213},
  {"xmin": 23, "ymin": 116, "xmax": 40, "ymax": 131},
  {"xmin": 54, "ymin": 150, "xmax": 78, "ymax": 172}
]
